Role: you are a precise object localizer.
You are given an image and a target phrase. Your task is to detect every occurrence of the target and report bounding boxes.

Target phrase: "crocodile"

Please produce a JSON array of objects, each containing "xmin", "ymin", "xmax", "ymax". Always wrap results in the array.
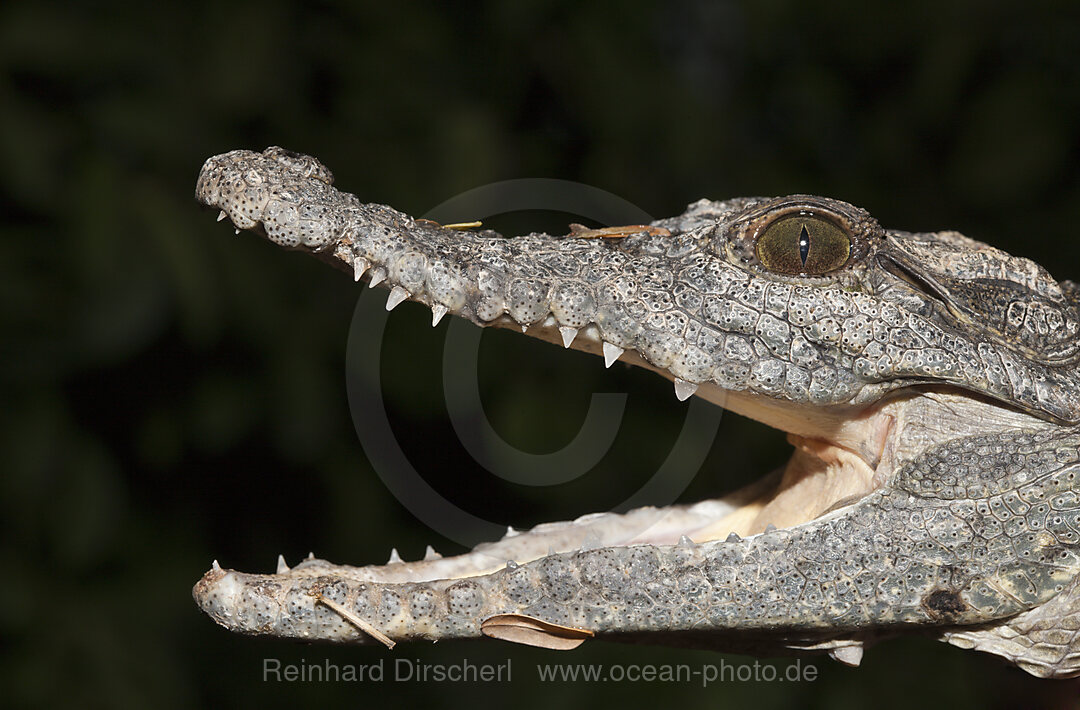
[{"xmin": 192, "ymin": 146, "xmax": 1080, "ymax": 678}]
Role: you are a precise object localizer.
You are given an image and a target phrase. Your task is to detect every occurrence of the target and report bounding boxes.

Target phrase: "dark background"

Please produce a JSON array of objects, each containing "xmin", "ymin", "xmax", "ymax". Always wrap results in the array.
[{"xmin": 3, "ymin": 0, "xmax": 1080, "ymax": 707}]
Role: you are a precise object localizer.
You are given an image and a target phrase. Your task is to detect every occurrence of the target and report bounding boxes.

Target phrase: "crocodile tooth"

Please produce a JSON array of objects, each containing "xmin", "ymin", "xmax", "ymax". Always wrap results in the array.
[
  {"xmin": 580, "ymin": 533, "xmax": 601, "ymax": 551},
  {"xmin": 548, "ymin": 546, "xmax": 556, "ymax": 556},
  {"xmin": 387, "ymin": 548, "xmax": 403, "ymax": 564},
  {"xmin": 276, "ymin": 554, "xmax": 290, "ymax": 574},
  {"xmin": 217, "ymin": 210, "xmax": 228, "ymax": 222},
  {"xmin": 386, "ymin": 286, "xmax": 410, "ymax": 311},
  {"xmin": 559, "ymin": 326, "xmax": 579, "ymax": 348},
  {"xmin": 353, "ymin": 258, "xmax": 370, "ymax": 282},
  {"xmin": 764, "ymin": 523, "xmax": 777, "ymax": 533},
  {"xmin": 678, "ymin": 535, "xmax": 696, "ymax": 548},
  {"xmin": 211, "ymin": 559, "xmax": 221, "ymax": 571},
  {"xmin": 368, "ymin": 267, "xmax": 387, "ymax": 288},
  {"xmin": 423, "ymin": 545, "xmax": 442, "ymax": 561},
  {"xmin": 673, "ymin": 378, "xmax": 698, "ymax": 401},
  {"xmin": 725, "ymin": 532, "xmax": 741, "ymax": 543},
  {"xmin": 431, "ymin": 304, "xmax": 448, "ymax": 326},
  {"xmin": 603, "ymin": 342, "xmax": 624, "ymax": 368},
  {"xmin": 521, "ymin": 325, "xmax": 528, "ymax": 333},
  {"xmin": 504, "ymin": 525, "xmax": 519, "ymax": 539},
  {"xmin": 506, "ymin": 560, "xmax": 519, "ymax": 570},
  {"xmin": 307, "ymin": 551, "xmax": 315, "ymax": 560},
  {"xmin": 234, "ymin": 229, "xmax": 240, "ymax": 235}
]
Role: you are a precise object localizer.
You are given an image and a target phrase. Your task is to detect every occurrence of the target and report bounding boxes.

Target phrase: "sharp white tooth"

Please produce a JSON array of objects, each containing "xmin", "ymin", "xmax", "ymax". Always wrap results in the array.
[
  {"xmin": 559, "ymin": 326, "xmax": 578, "ymax": 348},
  {"xmin": 431, "ymin": 303, "xmax": 448, "ymax": 326},
  {"xmin": 386, "ymin": 286, "xmax": 410, "ymax": 311},
  {"xmin": 307, "ymin": 551, "xmax": 315, "ymax": 560},
  {"xmin": 423, "ymin": 545, "xmax": 442, "ymax": 561},
  {"xmin": 764, "ymin": 523, "xmax": 777, "ymax": 533},
  {"xmin": 276, "ymin": 555, "xmax": 290, "ymax": 574},
  {"xmin": 547, "ymin": 546, "xmax": 556, "ymax": 556},
  {"xmin": 217, "ymin": 210, "xmax": 228, "ymax": 222},
  {"xmin": 368, "ymin": 268, "xmax": 386, "ymax": 288},
  {"xmin": 387, "ymin": 548, "xmax": 403, "ymax": 564},
  {"xmin": 521, "ymin": 325, "xmax": 527, "ymax": 333},
  {"xmin": 506, "ymin": 560, "xmax": 519, "ymax": 570},
  {"xmin": 234, "ymin": 229, "xmax": 240, "ymax": 235},
  {"xmin": 353, "ymin": 258, "xmax": 370, "ymax": 282},
  {"xmin": 211, "ymin": 559, "xmax": 221, "ymax": 571},
  {"xmin": 828, "ymin": 644, "xmax": 864, "ymax": 667},
  {"xmin": 603, "ymin": 342, "xmax": 624, "ymax": 368},
  {"xmin": 725, "ymin": 532, "xmax": 741, "ymax": 543},
  {"xmin": 673, "ymin": 378, "xmax": 698, "ymax": 401},
  {"xmin": 504, "ymin": 526, "xmax": 519, "ymax": 539},
  {"xmin": 678, "ymin": 535, "xmax": 696, "ymax": 548}
]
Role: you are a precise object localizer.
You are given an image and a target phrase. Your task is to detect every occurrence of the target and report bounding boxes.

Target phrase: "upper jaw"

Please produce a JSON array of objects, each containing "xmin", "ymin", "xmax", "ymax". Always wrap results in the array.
[{"xmin": 195, "ymin": 148, "xmax": 1065, "ymax": 530}]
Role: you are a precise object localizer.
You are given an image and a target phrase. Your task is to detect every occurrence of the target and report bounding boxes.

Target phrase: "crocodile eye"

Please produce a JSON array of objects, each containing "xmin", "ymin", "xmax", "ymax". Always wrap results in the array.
[{"xmin": 756, "ymin": 215, "xmax": 851, "ymax": 275}]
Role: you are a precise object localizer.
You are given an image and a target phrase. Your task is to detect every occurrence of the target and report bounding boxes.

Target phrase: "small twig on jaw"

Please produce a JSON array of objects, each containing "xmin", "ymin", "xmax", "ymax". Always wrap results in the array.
[
  {"xmin": 415, "ymin": 218, "xmax": 483, "ymax": 231},
  {"xmin": 567, "ymin": 223, "xmax": 671, "ymax": 239},
  {"xmin": 314, "ymin": 594, "xmax": 397, "ymax": 649}
]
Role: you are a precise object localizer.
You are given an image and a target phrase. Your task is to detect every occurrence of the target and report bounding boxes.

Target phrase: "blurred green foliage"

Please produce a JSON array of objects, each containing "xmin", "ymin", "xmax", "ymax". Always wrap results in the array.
[{"xmin": 2, "ymin": 0, "xmax": 1080, "ymax": 707}]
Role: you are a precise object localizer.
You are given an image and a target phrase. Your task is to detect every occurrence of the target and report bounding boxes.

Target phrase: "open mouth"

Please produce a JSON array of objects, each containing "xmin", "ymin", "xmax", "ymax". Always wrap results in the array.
[{"xmin": 239, "ymin": 317, "xmax": 897, "ymax": 589}]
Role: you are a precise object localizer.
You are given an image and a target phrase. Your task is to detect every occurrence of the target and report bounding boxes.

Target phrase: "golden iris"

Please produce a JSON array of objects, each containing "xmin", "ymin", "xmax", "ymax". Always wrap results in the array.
[{"xmin": 755, "ymin": 215, "xmax": 851, "ymax": 275}]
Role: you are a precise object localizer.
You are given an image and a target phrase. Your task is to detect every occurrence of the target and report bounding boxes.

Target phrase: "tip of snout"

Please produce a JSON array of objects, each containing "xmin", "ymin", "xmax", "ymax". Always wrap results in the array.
[{"xmin": 192, "ymin": 563, "xmax": 245, "ymax": 627}]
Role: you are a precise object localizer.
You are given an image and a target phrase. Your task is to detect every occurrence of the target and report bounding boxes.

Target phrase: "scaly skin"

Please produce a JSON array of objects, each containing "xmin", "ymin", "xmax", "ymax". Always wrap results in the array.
[{"xmin": 192, "ymin": 147, "xmax": 1080, "ymax": 677}]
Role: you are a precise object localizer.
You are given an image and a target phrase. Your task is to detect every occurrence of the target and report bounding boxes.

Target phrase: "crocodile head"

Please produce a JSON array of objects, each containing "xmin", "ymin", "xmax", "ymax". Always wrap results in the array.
[{"xmin": 192, "ymin": 147, "xmax": 1080, "ymax": 677}]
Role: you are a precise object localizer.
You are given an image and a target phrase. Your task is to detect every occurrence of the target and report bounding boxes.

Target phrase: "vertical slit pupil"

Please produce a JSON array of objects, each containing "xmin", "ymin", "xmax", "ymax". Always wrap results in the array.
[{"xmin": 798, "ymin": 224, "xmax": 810, "ymax": 265}]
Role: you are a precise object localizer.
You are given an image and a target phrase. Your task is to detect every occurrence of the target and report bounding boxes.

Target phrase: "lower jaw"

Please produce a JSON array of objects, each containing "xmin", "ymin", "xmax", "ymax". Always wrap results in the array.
[{"xmin": 265, "ymin": 434, "xmax": 879, "ymax": 586}]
